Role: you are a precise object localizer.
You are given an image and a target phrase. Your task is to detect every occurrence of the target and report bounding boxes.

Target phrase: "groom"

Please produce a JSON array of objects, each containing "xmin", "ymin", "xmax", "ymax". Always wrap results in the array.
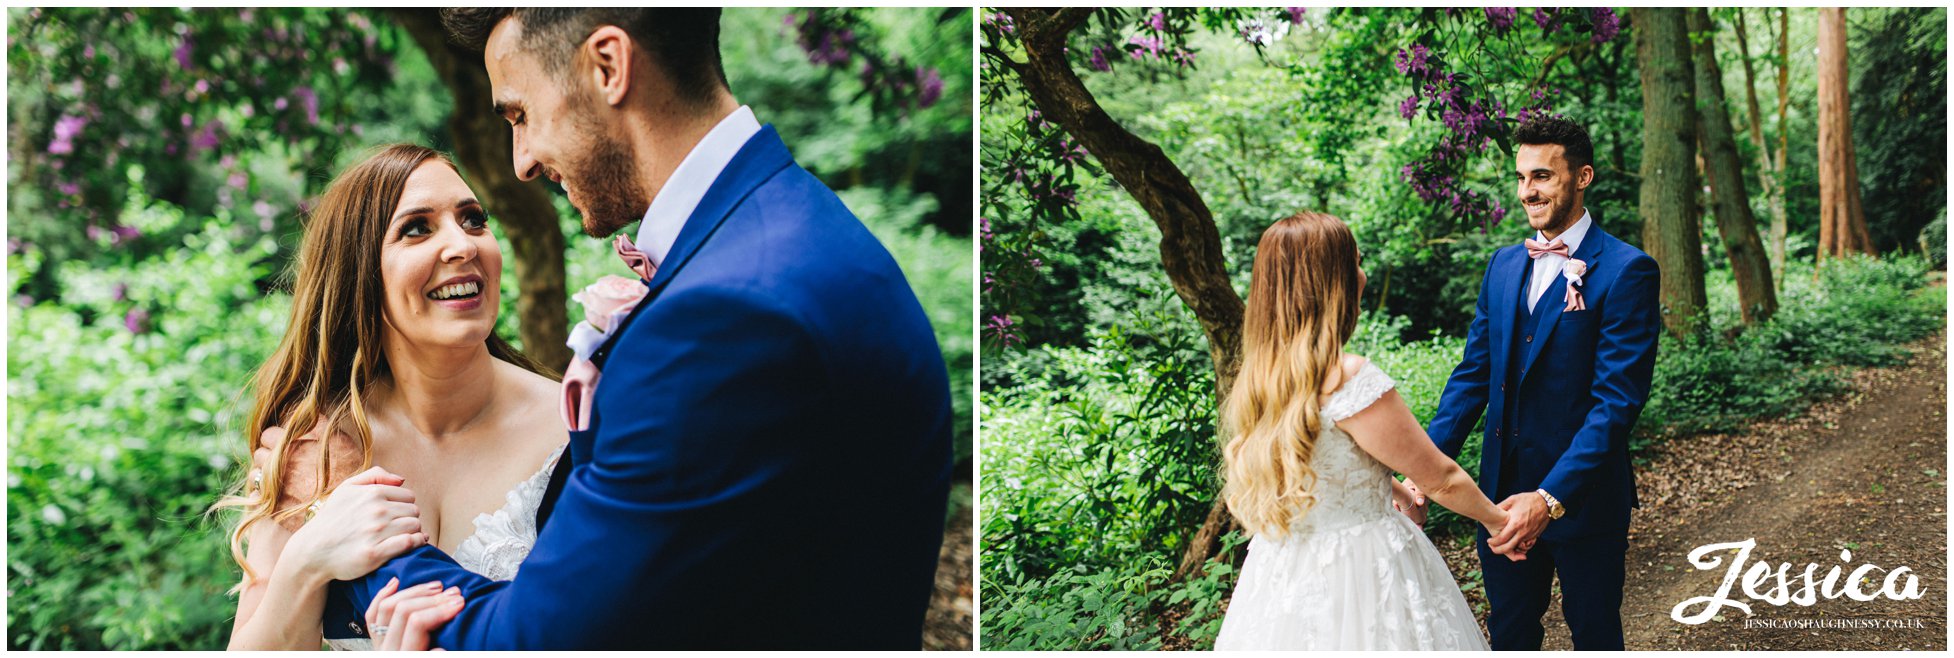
[
  {"xmin": 323, "ymin": 9, "xmax": 952, "ymax": 648},
  {"xmin": 1414, "ymin": 116, "xmax": 1660, "ymax": 650}
]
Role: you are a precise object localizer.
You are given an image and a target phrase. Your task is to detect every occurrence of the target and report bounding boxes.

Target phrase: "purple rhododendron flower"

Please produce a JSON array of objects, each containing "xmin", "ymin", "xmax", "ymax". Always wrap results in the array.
[
  {"xmin": 916, "ymin": 67, "xmax": 943, "ymax": 108},
  {"xmin": 1589, "ymin": 8, "xmax": 1620, "ymax": 44},
  {"xmin": 1147, "ymin": 12, "xmax": 1166, "ymax": 32},
  {"xmin": 48, "ymin": 114, "xmax": 87, "ymax": 155},
  {"xmin": 1399, "ymin": 95, "xmax": 1420, "ymax": 120},
  {"xmin": 174, "ymin": 35, "xmax": 193, "ymax": 70},
  {"xmin": 1088, "ymin": 46, "xmax": 1112, "ymax": 72},
  {"xmin": 1286, "ymin": 8, "xmax": 1307, "ymax": 24},
  {"xmin": 292, "ymin": 87, "xmax": 319, "ymax": 126},
  {"xmin": 124, "ymin": 308, "xmax": 150, "ymax": 334},
  {"xmin": 1484, "ymin": 7, "xmax": 1517, "ymax": 33},
  {"xmin": 191, "ymin": 120, "xmax": 222, "ymax": 151},
  {"xmin": 112, "ymin": 282, "xmax": 128, "ymax": 302},
  {"xmin": 1533, "ymin": 8, "xmax": 1557, "ymax": 32}
]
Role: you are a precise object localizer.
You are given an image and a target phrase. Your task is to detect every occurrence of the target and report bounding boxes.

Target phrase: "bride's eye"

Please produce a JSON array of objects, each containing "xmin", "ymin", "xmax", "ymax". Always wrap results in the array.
[
  {"xmin": 461, "ymin": 210, "xmax": 490, "ymax": 231},
  {"xmin": 399, "ymin": 219, "xmax": 431, "ymax": 238}
]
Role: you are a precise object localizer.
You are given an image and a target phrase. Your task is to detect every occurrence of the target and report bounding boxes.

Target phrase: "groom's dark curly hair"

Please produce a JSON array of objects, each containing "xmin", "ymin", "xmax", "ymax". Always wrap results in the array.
[
  {"xmin": 1513, "ymin": 115, "xmax": 1595, "ymax": 173},
  {"xmin": 441, "ymin": 8, "xmax": 726, "ymax": 109}
]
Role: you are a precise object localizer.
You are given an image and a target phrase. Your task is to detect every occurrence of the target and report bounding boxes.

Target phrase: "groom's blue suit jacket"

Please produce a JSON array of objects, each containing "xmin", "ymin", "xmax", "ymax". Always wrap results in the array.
[
  {"xmin": 1424, "ymin": 221, "xmax": 1660, "ymax": 542},
  {"xmin": 325, "ymin": 126, "xmax": 953, "ymax": 648}
]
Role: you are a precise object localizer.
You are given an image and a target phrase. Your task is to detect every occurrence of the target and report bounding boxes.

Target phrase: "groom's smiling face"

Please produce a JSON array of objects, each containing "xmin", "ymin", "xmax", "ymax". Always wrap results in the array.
[
  {"xmin": 1514, "ymin": 143, "xmax": 1591, "ymax": 237},
  {"xmin": 484, "ymin": 17, "xmax": 649, "ymax": 238}
]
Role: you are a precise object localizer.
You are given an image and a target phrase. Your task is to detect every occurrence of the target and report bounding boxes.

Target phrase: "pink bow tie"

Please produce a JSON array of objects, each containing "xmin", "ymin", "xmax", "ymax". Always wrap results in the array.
[
  {"xmin": 561, "ymin": 236, "xmax": 660, "ymax": 431},
  {"xmin": 614, "ymin": 234, "xmax": 657, "ymax": 281},
  {"xmin": 1525, "ymin": 237, "xmax": 1571, "ymax": 260},
  {"xmin": 1524, "ymin": 238, "xmax": 1587, "ymax": 312}
]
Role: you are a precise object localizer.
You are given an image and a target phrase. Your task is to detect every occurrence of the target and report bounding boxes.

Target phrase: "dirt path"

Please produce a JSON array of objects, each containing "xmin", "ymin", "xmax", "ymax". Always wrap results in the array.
[
  {"xmin": 1444, "ymin": 332, "xmax": 1947, "ymax": 650},
  {"xmin": 923, "ymin": 493, "xmax": 974, "ymax": 650}
]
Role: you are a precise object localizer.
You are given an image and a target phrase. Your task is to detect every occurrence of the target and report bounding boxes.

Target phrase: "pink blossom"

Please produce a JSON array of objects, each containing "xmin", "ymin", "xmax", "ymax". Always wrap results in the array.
[{"xmin": 573, "ymin": 275, "xmax": 649, "ymax": 334}]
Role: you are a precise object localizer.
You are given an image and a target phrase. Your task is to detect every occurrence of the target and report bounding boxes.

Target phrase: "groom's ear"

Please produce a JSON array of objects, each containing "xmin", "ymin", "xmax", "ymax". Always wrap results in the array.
[
  {"xmin": 1575, "ymin": 164, "xmax": 1594, "ymax": 192},
  {"xmin": 580, "ymin": 25, "xmax": 635, "ymax": 108}
]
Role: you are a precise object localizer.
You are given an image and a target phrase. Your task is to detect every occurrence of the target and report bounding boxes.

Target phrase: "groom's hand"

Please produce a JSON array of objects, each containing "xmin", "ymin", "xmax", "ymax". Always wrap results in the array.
[
  {"xmin": 1488, "ymin": 494, "xmax": 1549, "ymax": 560},
  {"xmin": 1391, "ymin": 478, "xmax": 1428, "ymax": 527}
]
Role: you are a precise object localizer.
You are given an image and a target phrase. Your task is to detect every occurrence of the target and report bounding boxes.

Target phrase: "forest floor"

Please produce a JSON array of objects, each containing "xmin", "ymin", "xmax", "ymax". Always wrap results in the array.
[
  {"xmin": 923, "ymin": 490, "xmax": 974, "ymax": 650},
  {"xmin": 1439, "ymin": 329, "xmax": 1947, "ymax": 650}
]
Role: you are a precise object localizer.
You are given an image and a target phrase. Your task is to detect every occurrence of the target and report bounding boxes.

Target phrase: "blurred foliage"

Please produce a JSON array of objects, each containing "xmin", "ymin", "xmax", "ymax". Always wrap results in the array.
[
  {"xmin": 9, "ymin": 7, "xmax": 971, "ymax": 650},
  {"xmin": 978, "ymin": 6, "xmax": 1945, "ymax": 650}
]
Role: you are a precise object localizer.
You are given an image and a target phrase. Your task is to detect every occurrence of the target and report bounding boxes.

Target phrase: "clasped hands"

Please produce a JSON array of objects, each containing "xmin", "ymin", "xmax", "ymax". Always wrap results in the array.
[{"xmin": 1393, "ymin": 480, "xmax": 1549, "ymax": 562}]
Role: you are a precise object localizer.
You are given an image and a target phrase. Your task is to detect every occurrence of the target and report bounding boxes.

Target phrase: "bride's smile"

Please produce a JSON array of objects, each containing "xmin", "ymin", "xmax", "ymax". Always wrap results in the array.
[{"xmin": 381, "ymin": 161, "xmax": 503, "ymax": 348}]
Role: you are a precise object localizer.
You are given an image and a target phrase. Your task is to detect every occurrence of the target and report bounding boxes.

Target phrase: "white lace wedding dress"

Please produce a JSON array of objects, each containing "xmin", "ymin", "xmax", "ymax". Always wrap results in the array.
[
  {"xmin": 325, "ymin": 444, "xmax": 566, "ymax": 651},
  {"xmin": 1214, "ymin": 363, "xmax": 1487, "ymax": 650}
]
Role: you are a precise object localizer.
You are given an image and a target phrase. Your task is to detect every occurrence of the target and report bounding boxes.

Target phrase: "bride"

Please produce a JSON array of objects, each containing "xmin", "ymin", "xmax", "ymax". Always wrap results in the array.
[
  {"xmin": 1212, "ymin": 212, "xmax": 1511, "ymax": 650},
  {"xmin": 216, "ymin": 144, "xmax": 569, "ymax": 650}
]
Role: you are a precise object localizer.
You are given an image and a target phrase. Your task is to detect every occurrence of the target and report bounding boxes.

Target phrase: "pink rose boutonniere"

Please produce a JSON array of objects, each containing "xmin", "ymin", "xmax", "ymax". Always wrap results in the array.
[
  {"xmin": 573, "ymin": 274, "xmax": 649, "ymax": 334},
  {"xmin": 1562, "ymin": 260, "xmax": 1588, "ymax": 312},
  {"xmin": 561, "ymin": 275, "xmax": 649, "ymax": 431}
]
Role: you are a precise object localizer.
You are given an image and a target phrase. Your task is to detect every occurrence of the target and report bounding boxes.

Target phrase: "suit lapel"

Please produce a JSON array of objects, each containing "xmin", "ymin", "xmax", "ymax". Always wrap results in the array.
[
  {"xmin": 588, "ymin": 126, "xmax": 795, "ymax": 367},
  {"xmin": 1491, "ymin": 247, "xmax": 1526, "ymax": 386},
  {"xmin": 1520, "ymin": 226, "xmax": 1608, "ymax": 377}
]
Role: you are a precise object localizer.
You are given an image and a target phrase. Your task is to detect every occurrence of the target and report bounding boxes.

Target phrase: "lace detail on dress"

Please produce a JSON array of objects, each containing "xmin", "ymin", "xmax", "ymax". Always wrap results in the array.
[
  {"xmin": 326, "ymin": 443, "xmax": 565, "ymax": 652},
  {"xmin": 1215, "ymin": 363, "xmax": 1486, "ymax": 650},
  {"xmin": 1321, "ymin": 361, "xmax": 1395, "ymax": 423},
  {"xmin": 452, "ymin": 443, "xmax": 567, "ymax": 581}
]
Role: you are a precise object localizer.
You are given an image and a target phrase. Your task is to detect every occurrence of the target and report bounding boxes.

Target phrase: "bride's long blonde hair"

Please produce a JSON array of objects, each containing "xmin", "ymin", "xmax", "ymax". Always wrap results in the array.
[{"xmin": 1221, "ymin": 212, "xmax": 1363, "ymax": 538}]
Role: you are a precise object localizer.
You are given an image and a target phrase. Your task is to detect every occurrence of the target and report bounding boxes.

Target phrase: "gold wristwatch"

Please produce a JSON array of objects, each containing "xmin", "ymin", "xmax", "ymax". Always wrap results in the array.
[{"xmin": 1536, "ymin": 488, "xmax": 1565, "ymax": 520}]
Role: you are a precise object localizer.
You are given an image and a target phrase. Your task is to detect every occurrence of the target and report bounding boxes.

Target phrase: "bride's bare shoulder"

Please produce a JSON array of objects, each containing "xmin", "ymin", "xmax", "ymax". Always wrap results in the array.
[
  {"xmin": 1322, "ymin": 353, "xmax": 1371, "ymax": 395},
  {"xmin": 252, "ymin": 418, "xmax": 363, "ymax": 531}
]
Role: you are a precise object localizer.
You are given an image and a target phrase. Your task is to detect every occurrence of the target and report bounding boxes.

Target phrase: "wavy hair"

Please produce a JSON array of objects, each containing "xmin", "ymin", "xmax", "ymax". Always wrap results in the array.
[
  {"xmin": 211, "ymin": 144, "xmax": 552, "ymax": 590},
  {"xmin": 1221, "ymin": 212, "xmax": 1363, "ymax": 538}
]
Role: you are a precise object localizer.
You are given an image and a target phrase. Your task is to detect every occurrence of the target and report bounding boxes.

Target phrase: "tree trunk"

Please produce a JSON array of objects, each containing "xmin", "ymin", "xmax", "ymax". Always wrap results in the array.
[
  {"xmin": 1733, "ymin": 9, "xmax": 1786, "ymax": 286},
  {"xmin": 394, "ymin": 9, "xmax": 573, "ymax": 371},
  {"xmin": 1774, "ymin": 9, "xmax": 1790, "ymax": 278},
  {"xmin": 1689, "ymin": 8, "xmax": 1777, "ymax": 324},
  {"xmin": 1816, "ymin": 7, "xmax": 1877, "ymax": 265},
  {"xmin": 1634, "ymin": 8, "xmax": 1709, "ymax": 337},
  {"xmin": 1000, "ymin": 8, "xmax": 1246, "ymax": 580}
]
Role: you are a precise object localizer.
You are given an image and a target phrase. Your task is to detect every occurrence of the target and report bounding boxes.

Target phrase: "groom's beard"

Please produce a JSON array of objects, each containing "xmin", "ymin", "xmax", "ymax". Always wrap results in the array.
[
  {"xmin": 1526, "ymin": 191, "xmax": 1579, "ymax": 235},
  {"xmin": 571, "ymin": 138, "xmax": 649, "ymax": 239}
]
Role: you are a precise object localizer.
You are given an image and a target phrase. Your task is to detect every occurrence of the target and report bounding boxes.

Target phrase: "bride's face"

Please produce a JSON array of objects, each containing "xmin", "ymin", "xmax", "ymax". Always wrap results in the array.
[{"xmin": 378, "ymin": 162, "xmax": 503, "ymax": 351}]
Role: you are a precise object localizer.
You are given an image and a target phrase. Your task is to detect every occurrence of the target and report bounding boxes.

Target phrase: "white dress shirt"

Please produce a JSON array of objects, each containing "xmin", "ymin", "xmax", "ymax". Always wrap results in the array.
[
  {"xmin": 1528, "ymin": 209, "xmax": 1592, "ymax": 312},
  {"xmin": 633, "ymin": 105, "xmax": 762, "ymax": 269}
]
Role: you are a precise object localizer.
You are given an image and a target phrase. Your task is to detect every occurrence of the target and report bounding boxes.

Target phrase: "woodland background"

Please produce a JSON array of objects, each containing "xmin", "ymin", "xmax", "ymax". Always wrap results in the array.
[{"xmin": 978, "ymin": 7, "xmax": 1944, "ymax": 649}]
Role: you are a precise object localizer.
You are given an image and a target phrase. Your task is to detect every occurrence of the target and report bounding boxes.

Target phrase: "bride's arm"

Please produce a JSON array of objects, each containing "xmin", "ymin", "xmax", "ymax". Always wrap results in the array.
[
  {"xmin": 1341, "ymin": 388, "xmax": 1508, "ymax": 533},
  {"xmin": 227, "ymin": 519, "xmax": 331, "ymax": 650},
  {"xmin": 227, "ymin": 451, "xmax": 425, "ymax": 650}
]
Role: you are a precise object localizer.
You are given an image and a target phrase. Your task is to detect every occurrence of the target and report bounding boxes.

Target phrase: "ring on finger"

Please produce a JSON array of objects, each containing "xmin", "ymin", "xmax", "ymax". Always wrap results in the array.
[{"xmin": 371, "ymin": 624, "xmax": 389, "ymax": 637}]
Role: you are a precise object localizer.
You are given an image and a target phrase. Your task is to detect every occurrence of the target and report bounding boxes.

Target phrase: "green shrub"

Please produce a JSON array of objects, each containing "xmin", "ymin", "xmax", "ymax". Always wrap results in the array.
[{"xmin": 9, "ymin": 201, "xmax": 283, "ymax": 649}]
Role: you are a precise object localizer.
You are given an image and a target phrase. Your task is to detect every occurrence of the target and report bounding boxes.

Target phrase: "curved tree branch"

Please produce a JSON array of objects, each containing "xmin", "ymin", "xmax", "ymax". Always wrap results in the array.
[{"xmin": 1003, "ymin": 7, "xmax": 1246, "ymax": 580}]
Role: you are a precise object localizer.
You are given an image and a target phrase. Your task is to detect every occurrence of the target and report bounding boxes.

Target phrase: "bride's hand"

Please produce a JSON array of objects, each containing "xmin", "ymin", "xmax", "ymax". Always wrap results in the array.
[
  {"xmin": 283, "ymin": 466, "xmax": 427, "ymax": 583},
  {"xmin": 1482, "ymin": 506, "xmax": 1511, "ymax": 536},
  {"xmin": 1390, "ymin": 479, "xmax": 1427, "ymax": 527},
  {"xmin": 365, "ymin": 577, "xmax": 463, "ymax": 651}
]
